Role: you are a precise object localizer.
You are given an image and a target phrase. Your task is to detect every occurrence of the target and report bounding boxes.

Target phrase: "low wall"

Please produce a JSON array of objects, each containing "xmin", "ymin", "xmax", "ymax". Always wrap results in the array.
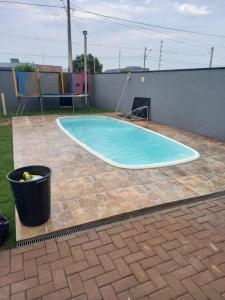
[
  {"xmin": 0, "ymin": 69, "xmax": 18, "ymax": 113},
  {"xmin": 94, "ymin": 68, "xmax": 225, "ymax": 140},
  {"xmin": 1, "ymin": 67, "xmax": 225, "ymax": 140}
]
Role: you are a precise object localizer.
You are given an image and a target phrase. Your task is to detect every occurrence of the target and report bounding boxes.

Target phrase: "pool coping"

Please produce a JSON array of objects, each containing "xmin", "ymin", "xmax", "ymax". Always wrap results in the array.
[{"xmin": 56, "ymin": 115, "xmax": 200, "ymax": 170}]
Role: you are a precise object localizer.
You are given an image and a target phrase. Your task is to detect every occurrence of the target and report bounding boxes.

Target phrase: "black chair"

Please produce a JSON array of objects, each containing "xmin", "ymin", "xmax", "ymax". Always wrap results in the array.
[{"xmin": 126, "ymin": 97, "xmax": 151, "ymax": 120}]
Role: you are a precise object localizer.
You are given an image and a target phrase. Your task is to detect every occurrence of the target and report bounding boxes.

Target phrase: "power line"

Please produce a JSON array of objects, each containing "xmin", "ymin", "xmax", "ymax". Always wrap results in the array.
[
  {"xmin": 0, "ymin": 31, "xmax": 211, "ymax": 57},
  {"xmin": 0, "ymin": 51, "xmax": 200, "ymax": 61},
  {"xmin": 70, "ymin": 6, "xmax": 225, "ymax": 39},
  {"xmin": 0, "ymin": 4, "xmax": 24, "ymax": 10},
  {"xmin": 1, "ymin": 34, "xmax": 225, "ymax": 60},
  {"xmin": 2, "ymin": 1, "xmax": 225, "ymax": 52},
  {"xmin": 0, "ymin": 51, "xmax": 68, "ymax": 57},
  {"xmin": 1, "ymin": 8, "xmax": 223, "ymax": 51},
  {"xmin": 72, "ymin": 15, "xmax": 83, "ymax": 35},
  {"xmin": 0, "ymin": 0, "xmax": 63, "ymax": 9},
  {"xmin": 110, "ymin": 20, "xmax": 210, "ymax": 50},
  {"xmin": 0, "ymin": 50, "xmax": 217, "ymax": 67},
  {"xmin": 2, "ymin": 30, "xmax": 225, "ymax": 60},
  {"xmin": 163, "ymin": 50, "xmax": 207, "ymax": 57},
  {"xmin": 96, "ymin": 15, "xmax": 210, "ymax": 50},
  {"xmin": 108, "ymin": 18, "xmax": 220, "ymax": 52},
  {"xmin": 75, "ymin": 13, "xmax": 221, "ymax": 51},
  {"xmin": 162, "ymin": 57, "xmax": 209, "ymax": 66},
  {"xmin": 0, "ymin": 32, "xmax": 143, "ymax": 50},
  {"xmin": 1, "ymin": 1, "xmax": 225, "ymax": 65},
  {"xmin": 60, "ymin": 0, "xmax": 66, "ymax": 11},
  {"xmin": 1, "ymin": 0, "xmax": 225, "ymax": 39},
  {"xmin": 0, "ymin": 51, "xmax": 151, "ymax": 59},
  {"xmin": 1, "ymin": 52, "xmax": 221, "ymax": 69}
]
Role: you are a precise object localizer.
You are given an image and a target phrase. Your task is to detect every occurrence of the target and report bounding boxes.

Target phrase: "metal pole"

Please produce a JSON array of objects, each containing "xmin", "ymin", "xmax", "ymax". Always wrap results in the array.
[
  {"xmin": 67, "ymin": 0, "xmax": 73, "ymax": 73},
  {"xmin": 116, "ymin": 79, "xmax": 129, "ymax": 112},
  {"xmin": 94, "ymin": 56, "xmax": 96, "ymax": 74},
  {"xmin": 143, "ymin": 46, "xmax": 147, "ymax": 69},
  {"xmin": 0, "ymin": 92, "xmax": 7, "ymax": 116},
  {"xmin": 209, "ymin": 46, "xmax": 214, "ymax": 68},
  {"xmin": 158, "ymin": 40, "xmax": 163, "ymax": 70},
  {"xmin": 115, "ymin": 72, "xmax": 132, "ymax": 113},
  {"xmin": 119, "ymin": 50, "xmax": 121, "ymax": 71},
  {"xmin": 83, "ymin": 30, "xmax": 88, "ymax": 106}
]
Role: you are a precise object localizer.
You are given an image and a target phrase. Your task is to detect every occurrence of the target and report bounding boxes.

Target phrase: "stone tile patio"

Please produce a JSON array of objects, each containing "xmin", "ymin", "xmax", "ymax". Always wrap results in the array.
[
  {"xmin": 1, "ymin": 194, "xmax": 225, "ymax": 299},
  {"xmin": 12, "ymin": 114, "xmax": 225, "ymax": 241}
]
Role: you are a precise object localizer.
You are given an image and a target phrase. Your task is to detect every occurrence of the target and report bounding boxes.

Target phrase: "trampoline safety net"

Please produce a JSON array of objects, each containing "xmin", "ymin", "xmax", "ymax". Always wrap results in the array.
[{"xmin": 16, "ymin": 71, "xmax": 39, "ymax": 96}]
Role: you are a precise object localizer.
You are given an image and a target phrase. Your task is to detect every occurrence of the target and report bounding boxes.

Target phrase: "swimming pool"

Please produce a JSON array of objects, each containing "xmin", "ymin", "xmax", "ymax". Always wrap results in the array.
[{"xmin": 57, "ymin": 115, "xmax": 199, "ymax": 169}]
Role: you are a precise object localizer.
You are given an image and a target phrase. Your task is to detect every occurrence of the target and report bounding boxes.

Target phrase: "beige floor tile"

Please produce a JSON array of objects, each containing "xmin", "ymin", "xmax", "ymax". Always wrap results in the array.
[{"xmin": 13, "ymin": 114, "xmax": 225, "ymax": 241}]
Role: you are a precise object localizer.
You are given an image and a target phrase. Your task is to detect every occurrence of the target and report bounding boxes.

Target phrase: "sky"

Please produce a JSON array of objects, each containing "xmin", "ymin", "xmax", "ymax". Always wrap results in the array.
[{"xmin": 0, "ymin": 0, "xmax": 225, "ymax": 71}]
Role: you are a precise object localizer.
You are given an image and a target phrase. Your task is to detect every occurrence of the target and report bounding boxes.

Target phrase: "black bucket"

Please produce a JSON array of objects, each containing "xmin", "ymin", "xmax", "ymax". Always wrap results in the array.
[{"xmin": 7, "ymin": 165, "xmax": 51, "ymax": 227}]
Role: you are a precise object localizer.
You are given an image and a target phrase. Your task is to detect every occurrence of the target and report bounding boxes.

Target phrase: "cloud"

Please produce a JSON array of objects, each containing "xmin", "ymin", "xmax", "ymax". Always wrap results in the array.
[
  {"xmin": 71, "ymin": 0, "xmax": 158, "ymax": 21},
  {"xmin": 176, "ymin": 3, "xmax": 210, "ymax": 15}
]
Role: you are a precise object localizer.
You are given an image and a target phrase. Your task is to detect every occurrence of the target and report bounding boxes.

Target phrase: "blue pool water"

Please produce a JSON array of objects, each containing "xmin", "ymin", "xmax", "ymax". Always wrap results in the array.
[{"xmin": 57, "ymin": 115, "xmax": 199, "ymax": 169}]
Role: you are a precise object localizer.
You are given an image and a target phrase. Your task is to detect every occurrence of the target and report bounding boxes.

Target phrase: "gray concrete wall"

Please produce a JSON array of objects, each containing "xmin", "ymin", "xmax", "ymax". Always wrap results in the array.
[
  {"xmin": 1, "ymin": 67, "xmax": 225, "ymax": 140},
  {"xmin": 0, "ymin": 69, "xmax": 18, "ymax": 113},
  {"xmin": 94, "ymin": 68, "xmax": 225, "ymax": 140}
]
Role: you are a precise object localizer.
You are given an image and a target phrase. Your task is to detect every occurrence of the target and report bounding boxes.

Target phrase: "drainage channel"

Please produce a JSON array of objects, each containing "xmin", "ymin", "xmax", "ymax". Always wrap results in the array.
[{"xmin": 16, "ymin": 190, "xmax": 225, "ymax": 248}]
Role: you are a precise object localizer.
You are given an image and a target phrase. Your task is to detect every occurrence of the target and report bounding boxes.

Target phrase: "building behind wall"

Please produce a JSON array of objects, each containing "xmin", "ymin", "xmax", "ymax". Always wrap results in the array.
[
  {"xmin": 0, "ymin": 58, "xmax": 62, "ymax": 72},
  {"xmin": 104, "ymin": 66, "xmax": 149, "ymax": 73}
]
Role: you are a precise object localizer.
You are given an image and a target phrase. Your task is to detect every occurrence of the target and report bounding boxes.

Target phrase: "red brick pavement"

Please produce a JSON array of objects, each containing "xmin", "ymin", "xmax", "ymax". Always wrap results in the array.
[{"xmin": 1, "ymin": 195, "xmax": 225, "ymax": 299}]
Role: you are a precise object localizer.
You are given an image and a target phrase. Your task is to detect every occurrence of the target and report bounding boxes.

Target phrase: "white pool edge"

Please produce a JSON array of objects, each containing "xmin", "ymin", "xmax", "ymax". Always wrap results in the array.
[{"xmin": 56, "ymin": 115, "xmax": 200, "ymax": 169}]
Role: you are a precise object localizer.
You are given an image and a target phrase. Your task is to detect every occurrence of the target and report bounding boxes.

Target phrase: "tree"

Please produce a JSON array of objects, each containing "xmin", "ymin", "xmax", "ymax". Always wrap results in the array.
[
  {"xmin": 73, "ymin": 54, "xmax": 103, "ymax": 74},
  {"xmin": 15, "ymin": 64, "xmax": 36, "ymax": 72}
]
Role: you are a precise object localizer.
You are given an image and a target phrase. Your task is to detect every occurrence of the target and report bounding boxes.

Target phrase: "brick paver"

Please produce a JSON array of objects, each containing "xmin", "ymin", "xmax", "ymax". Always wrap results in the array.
[{"xmin": 1, "ymin": 195, "xmax": 225, "ymax": 299}]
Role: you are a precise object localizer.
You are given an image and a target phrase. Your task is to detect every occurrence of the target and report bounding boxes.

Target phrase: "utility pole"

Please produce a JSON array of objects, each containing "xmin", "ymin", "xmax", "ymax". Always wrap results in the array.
[
  {"xmin": 119, "ymin": 50, "xmax": 121, "ymax": 71},
  {"xmin": 144, "ymin": 47, "xmax": 151, "ymax": 69},
  {"xmin": 209, "ymin": 46, "xmax": 214, "ymax": 68},
  {"xmin": 143, "ymin": 46, "xmax": 147, "ymax": 69},
  {"xmin": 83, "ymin": 30, "xmax": 88, "ymax": 106},
  {"xmin": 67, "ymin": 0, "xmax": 73, "ymax": 73},
  {"xmin": 93, "ymin": 56, "xmax": 96, "ymax": 74},
  {"xmin": 42, "ymin": 53, "xmax": 45, "ymax": 65},
  {"xmin": 158, "ymin": 40, "xmax": 163, "ymax": 70}
]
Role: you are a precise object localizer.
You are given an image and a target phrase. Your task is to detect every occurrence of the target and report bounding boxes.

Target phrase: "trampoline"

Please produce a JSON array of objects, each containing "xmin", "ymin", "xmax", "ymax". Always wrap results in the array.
[{"xmin": 13, "ymin": 69, "xmax": 90, "ymax": 115}]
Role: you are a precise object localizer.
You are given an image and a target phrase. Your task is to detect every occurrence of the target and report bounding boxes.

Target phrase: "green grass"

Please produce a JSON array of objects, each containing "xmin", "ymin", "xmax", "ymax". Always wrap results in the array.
[
  {"xmin": 0, "ymin": 118, "xmax": 15, "ymax": 249},
  {"xmin": 1, "ymin": 106, "xmax": 113, "ymax": 118},
  {"xmin": 0, "ymin": 106, "xmax": 112, "ymax": 249}
]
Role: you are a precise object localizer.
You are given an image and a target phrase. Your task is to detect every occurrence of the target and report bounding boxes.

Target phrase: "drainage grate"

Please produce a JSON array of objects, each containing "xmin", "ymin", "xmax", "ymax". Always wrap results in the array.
[
  {"xmin": 16, "ymin": 190, "xmax": 225, "ymax": 248},
  {"xmin": 16, "ymin": 214, "xmax": 130, "ymax": 248}
]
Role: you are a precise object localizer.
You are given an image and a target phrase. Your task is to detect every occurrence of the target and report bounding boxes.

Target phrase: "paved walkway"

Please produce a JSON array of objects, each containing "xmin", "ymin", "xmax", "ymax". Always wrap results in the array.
[
  {"xmin": 1, "ymin": 195, "xmax": 225, "ymax": 299},
  {"xmin": 13, "ymin": 115, "xmax": 225, "ymax": 241}
]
